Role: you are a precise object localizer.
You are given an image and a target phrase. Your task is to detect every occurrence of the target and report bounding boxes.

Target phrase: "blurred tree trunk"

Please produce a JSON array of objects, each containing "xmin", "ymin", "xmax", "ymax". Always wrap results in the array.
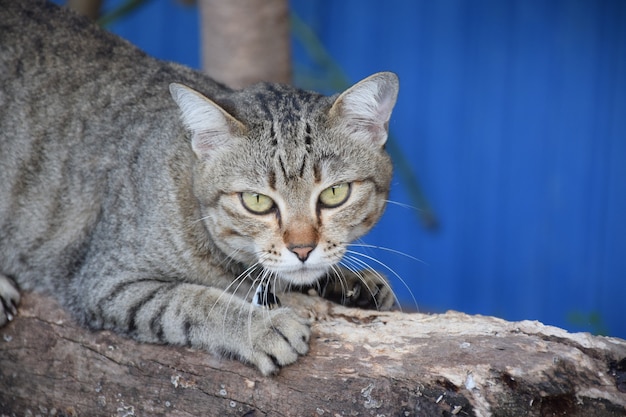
[
  {"xmin": 198, "ymin": 0, "xmax": 291, "ymax": 88},
  {"xmin": 67, "ymin": 0, "xmax": 102, "ymax": 21}
]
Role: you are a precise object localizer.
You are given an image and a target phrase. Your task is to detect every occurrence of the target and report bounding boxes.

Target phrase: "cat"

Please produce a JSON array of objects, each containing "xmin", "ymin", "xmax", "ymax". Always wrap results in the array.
[{"xmin": 0, "ymin": 0, "xmax": 399, "ymax": 375}]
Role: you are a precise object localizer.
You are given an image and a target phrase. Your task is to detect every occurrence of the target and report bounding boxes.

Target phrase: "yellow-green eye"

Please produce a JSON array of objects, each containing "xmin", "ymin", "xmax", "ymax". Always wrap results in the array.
[
  {"xmin": 240, "ymin": 192, "xmax": 275, "ymax": 214},
  {"xmin": 319, "ymin": 183, "xmax": 351, "ymax": 208}
]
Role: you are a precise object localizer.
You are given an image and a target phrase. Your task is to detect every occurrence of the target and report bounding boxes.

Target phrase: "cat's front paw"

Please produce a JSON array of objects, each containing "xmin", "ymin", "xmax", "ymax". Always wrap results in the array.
[
  {"xmin": 244, "ymin": 308, "xmax": 310, "ymax": 376},
  {"xmin": 321, "ymin": 269, "xmax": 396, "ymax": 311},
  {"xmin": 0, "ymin": 274, "xmax": 20, "ymax": 326}
]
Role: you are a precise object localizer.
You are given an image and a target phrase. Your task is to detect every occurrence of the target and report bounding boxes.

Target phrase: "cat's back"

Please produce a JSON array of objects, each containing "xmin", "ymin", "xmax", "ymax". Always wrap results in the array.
[
  {"xmin": 1, "ymin": 0, "xmax": 152, "ymax": 97},
  {"xmin": 0, "ymin": 0, "xmax": 225, "ymax": 199},
  {"xmin": 0, "ymin": 0, "xmax": 214, "ymax": 122},
  {"xmin": 0, "ymin": 0, "xmax": 173, "ymax": 210}
]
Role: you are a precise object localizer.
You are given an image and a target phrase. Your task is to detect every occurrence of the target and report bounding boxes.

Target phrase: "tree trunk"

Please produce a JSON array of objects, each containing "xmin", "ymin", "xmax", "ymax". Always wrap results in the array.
[
  {"xmin": 198, "ymin": 0, "xmax": 291, "ymax": 89},
  {"xmin": 1, "ymin": 291, "xmax": 625, "ymax": 417},
  {"xmin": 66, "ymin": 0, "xmax": 102, "ymax": 21}
]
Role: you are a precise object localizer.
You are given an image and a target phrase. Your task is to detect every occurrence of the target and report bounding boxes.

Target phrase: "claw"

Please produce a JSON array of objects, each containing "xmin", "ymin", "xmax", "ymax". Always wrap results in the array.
[
  {"xmin": 1, "ymin": 296, "xmax": 18, "ymax": 322},
  {"xmin": 350, "ymin": 282, "xmax": 362, "ymax": 302}
]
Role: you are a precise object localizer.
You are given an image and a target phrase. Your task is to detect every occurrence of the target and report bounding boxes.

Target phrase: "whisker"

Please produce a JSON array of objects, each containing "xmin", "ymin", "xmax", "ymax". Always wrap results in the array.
[
  {"xmin": 257, "ymin": 269, "xmax": 280, "ymax": 340},
  {"xmin": 384, "ymin": 199, "xmax": 423, "ymax": 212},
  {"xmin": 344, "ymin": 249, "xmax": 419, "ymax": 311},
  {"xmin": 346, "ymin": 242, "xmax": 427, "ymax": 265},
  {"xmin": 221, "ymin": 265, "xmax": 261, "ymax": 332},
  {"xmin": 207, "ymin": 256, "xmax": 267, "ymax": 340},
  {"xmin": 246, "ymin": 268, "xmax": 273, "ymax": 347},
  {"xmin": 328, "ymin": 263, "xmax": 350, "ymax": 305},
  {"xmin": 340, "ymin": 256, "xmax": 389, "ymax": 311},
  {"xmin": 192, "ymin": 214, "xmax": 213, "ymax": 224},
  {"xmin": 271, "ymin": 270, "xmax": 282, "ymax": 304},
  {"xmin": 220, "ymin": 247, "xmax": 244, "ymax": 270}
]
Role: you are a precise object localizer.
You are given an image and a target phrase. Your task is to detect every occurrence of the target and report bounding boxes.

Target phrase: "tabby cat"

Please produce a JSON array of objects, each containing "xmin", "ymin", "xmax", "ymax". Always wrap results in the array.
[{"xmin": 0, "ymin": 0, "xmax": 399, "ymax": 375}]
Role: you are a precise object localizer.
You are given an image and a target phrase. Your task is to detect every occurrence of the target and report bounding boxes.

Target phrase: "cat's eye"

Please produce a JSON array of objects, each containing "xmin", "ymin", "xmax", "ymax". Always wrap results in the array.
[
  {"xmin": 319, "ymin": 183, "xmax": 351, "ymax": 208},
  {"xmin": 240, "ymin": 192, "xmax": 275, "ymax": 214}
]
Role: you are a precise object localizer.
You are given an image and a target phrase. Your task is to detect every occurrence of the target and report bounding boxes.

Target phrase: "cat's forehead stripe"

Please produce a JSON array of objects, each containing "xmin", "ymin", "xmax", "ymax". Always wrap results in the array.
[
  {"xmin": 313, "ymin": 162, "xmax": 322, "ymax": 183},
  {"xmin": 268, "ymin": 170, "xmax": 277, "ymax": 190},
  {"xmin": 253, "ymin": 88, "xmax": 305, "ymax": 121},
  {"xmin": 278, "ymin": 155, "xmax": 289, "ymax": 181}
]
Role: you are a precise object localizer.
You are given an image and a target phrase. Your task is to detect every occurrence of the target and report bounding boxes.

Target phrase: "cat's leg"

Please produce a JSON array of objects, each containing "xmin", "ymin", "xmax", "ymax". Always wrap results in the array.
[
  {"xmin": 319, "ymin": 267, "xmax": 396, "ymax": 311},
  {"xmin": 79, "ymin": 277, "xmax": 310, "ymax": 375},
  {"xmin": 0, "ymin": 273, "xmax": 20, "ymax": 326}
]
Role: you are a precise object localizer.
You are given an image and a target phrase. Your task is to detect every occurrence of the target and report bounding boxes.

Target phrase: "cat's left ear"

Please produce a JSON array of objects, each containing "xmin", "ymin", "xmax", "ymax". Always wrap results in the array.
[
  {"xmin": 169, "ymin": 83, "xmax": 246, "ymax": 159},
  {"xmin": 328, "ymin": 72, "xmax": 399, "ymax": 147}
]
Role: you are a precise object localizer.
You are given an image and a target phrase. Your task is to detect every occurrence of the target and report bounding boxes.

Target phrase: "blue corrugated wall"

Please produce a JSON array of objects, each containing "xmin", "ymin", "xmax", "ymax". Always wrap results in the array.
[{"xmin": 55, "ymin": 0, "xmax": 626, "ymax": 338}]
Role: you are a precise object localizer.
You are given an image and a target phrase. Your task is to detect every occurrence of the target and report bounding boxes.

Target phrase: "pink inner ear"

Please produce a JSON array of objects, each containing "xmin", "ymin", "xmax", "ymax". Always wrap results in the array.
[
  {"xmin": 331, "ymin": 73, "xmax": 399, "ymax": 148},
  {"xmin": 170, "ymin": 83, "xmax": 246, "ymax": 159},
  {"xmin": 191, "ymin": 129, "xmax": 232, "ymax": 159},
  {"xmin": 374, "ymin": 85, "xmax": 398, "ymax": 124}
]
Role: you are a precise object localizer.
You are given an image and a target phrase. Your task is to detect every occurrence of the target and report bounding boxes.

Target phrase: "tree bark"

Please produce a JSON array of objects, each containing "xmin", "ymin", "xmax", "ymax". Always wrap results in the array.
[
  {"xmin": 1, "ymin": 292, "xmax": 625, "ymax": 417},
  {"xmin": 198, "ymin": 0, "xmax": 291, "ymax": 89}
]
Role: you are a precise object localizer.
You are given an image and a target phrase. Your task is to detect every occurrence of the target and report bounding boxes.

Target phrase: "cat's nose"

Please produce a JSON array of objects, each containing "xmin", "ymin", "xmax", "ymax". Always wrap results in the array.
[{"xmin": 288, "ymin": 244, "xmax": 316, "ymax": 262}]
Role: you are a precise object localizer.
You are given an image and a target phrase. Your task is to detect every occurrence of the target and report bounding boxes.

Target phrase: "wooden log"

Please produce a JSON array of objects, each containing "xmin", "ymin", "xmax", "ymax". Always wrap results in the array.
[{"xmin": 1, "ymin": 291, "xmax": 625, "ymax": 417}]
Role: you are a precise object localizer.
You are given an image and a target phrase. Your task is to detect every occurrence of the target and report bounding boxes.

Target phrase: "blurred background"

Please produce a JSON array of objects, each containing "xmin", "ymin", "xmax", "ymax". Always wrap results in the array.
[{"xmin": 52, "ymin": 0, "xmax": 625, "ymax": 338}]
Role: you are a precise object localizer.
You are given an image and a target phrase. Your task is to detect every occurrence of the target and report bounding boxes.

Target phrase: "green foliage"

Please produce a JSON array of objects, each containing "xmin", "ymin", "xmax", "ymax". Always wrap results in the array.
[
  {"xmin": 97, "ymin": 0, "xmax": 152, "ymax": 27},
  {"xmin": 567, "ymin": 311, "xmax": 608, "ymax": 336}
]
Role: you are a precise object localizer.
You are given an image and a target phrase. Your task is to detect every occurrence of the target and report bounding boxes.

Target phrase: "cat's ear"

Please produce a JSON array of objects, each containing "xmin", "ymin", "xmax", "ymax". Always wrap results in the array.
[
  {"xmin": 169, "ymin": 83, "xmax": 245, "ymax": 159},
  {"xmin": 328, "ymin": 72, "xmax": 399, "ymax": 147}
]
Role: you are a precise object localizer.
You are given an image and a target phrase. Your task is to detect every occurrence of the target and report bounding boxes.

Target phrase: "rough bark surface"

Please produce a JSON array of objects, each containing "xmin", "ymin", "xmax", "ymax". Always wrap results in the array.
[
  {"xmin": 199, "ymin": 0, "xmax": 291, "ymax": 88},
  {"xmin": 1, "ymin": 291, "xmax": 625, "ymax": 417}
]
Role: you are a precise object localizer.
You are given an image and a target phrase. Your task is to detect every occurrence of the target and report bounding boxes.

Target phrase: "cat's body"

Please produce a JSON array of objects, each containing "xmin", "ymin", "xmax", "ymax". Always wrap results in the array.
[{"xmin": 0, "ymin": 0, "xmax": 399, "ymax": 375}]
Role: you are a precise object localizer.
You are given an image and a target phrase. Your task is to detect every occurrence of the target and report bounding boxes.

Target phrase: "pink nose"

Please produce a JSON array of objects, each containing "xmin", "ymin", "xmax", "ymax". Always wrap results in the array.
[{"xmin": 288, "ymin": 244, "xmax": 315, "ymax": 262}]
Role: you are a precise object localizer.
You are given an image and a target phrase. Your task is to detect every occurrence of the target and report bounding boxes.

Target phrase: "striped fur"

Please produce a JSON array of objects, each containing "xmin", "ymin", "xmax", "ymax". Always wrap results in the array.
[{"xmin": 0, "ymin": 0, "xmax": 398, "ymax": 375}]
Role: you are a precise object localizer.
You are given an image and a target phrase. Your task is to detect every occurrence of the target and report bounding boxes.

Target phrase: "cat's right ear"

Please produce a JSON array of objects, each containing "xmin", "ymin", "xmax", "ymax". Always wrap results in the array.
[
  {"xmin": 169, "ymin": 83, "xmax": 246, "ymax": 159},
  {"xmin": 328, "ymin": 72, "xmax": 399, "ymax": 148}
]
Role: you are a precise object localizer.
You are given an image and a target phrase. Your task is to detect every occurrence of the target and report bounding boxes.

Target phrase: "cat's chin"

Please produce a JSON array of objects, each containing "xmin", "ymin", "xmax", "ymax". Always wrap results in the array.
[{"xmin": 274, "ymin": 265, "xmax": 329, "ymax": 286}]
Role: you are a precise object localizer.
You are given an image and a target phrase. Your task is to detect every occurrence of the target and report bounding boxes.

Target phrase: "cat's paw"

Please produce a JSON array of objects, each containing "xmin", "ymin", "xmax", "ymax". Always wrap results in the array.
[
  {"xmin": 322, "ymin": 269, "xmax": 396, "ymax": 311},
  {"xmin": 243, "ymin": 308, "xmax": 310, "ymax": 376},
  {"xmin": 0, "ymin": 274, "xmax": 20, "ymax": 327}
]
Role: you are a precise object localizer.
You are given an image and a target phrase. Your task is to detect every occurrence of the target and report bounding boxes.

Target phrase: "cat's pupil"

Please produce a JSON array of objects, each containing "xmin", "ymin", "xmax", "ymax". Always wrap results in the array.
[
  {"xmin": 318, "ymin": 183, "xmax": 351, "ymax": 208},
  {"xmin": 240, "ymin": 192, "xmax": 274, "ymax": 214}
]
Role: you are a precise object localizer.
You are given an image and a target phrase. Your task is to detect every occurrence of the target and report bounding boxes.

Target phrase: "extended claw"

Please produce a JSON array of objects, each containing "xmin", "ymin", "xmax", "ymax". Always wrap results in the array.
[{"xmin": 0, "ymin": 274, "xmax": 20, "ymax": 325}]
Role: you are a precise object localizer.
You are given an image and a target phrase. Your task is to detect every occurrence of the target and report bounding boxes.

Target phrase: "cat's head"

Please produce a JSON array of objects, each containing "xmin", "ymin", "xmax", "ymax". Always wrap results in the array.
[{"xmin": 170, "ymin": 72, "xmax": 399, "ymax": 286}]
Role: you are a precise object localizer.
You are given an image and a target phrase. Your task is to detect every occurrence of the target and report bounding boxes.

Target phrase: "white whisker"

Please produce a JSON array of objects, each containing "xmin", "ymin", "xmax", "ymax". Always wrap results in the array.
[
  {"xmin": 384, "ymin": 199, "xmax": 422, "ymax": 212},
  {"xmin": 246, "ymin": 268, "xmax": 272, "ymax": 346},
  {"xmin": 221, "ymin": 266, "xmax": 259, "ymax": 331},
  {"xmin": 219, "ymin": 247, "xmax": 244, "ymax": 270},
  {"xmin": 192, "ymin": 214, "xmax": 212, "ymax": 224},
  {"xmin": 347, "ymin": 242, "xmax": 427, "ymax": 265},
  {"xmin": 328, "ymin": 263, "xmax": 350, "ymax": 305},
  {"xmin": 340, "ymin": 255, "xmax": 392, "ymax": 311},
  {"xmin": 205, "ymin": 257, "xmax": 264, "ymax": 341},
  {"xmin": 344, "ymin": 249, "xmax": 419, "ymax": 311}
]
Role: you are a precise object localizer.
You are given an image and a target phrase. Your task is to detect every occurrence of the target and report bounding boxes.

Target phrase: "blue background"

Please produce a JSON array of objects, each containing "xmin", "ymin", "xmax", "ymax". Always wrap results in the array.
[{"xmin": 54, "ymin": 0, "xmax": 625, "ymax": 338}]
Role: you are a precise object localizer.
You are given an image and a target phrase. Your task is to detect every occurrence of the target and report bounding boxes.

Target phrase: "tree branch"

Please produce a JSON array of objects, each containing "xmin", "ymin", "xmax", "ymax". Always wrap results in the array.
[{"xmin": 1, "ymin": 292, "xmax": 625, "ymax": 416}]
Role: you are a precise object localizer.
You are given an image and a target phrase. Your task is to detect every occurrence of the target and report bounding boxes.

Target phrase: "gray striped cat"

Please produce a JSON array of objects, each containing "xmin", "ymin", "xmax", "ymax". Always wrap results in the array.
[{"xmin": 0, "ymin": 0, "xmax": 399, "ymax": 375}]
